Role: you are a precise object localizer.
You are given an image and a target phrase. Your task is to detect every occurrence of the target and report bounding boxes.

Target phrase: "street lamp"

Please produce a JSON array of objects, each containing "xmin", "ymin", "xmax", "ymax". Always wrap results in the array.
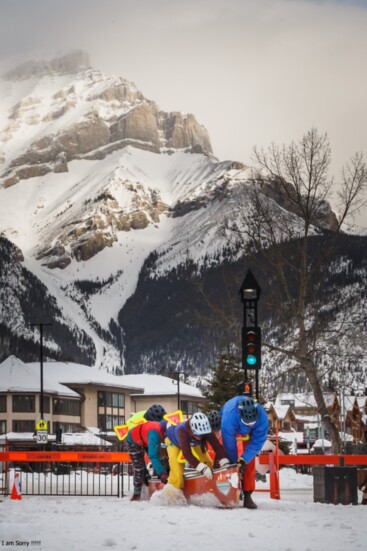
[{"xmin": 239, "ymin": 269, "xmax": 261, "ymax": 400}]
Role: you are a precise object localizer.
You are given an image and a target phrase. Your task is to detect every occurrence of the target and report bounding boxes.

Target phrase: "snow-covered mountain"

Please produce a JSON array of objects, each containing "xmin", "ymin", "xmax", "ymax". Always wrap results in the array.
[
  {"xmin": 0, "ymin": 50, "xmax": 251, "ymax": 369},
  {"xmin": 0, "ymin": 51, "xmax": 365, "ymax": 392}
]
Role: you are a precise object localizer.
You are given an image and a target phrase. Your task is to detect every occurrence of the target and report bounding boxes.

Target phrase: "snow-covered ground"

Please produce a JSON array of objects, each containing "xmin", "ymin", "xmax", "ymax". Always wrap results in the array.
[{"xmin": 1, "ymin": 468, "xmax": 365, "ymax": 551}]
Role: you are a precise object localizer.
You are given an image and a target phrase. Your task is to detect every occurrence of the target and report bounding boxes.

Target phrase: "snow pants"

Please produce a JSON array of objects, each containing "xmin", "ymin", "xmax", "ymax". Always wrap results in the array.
[
  {"xmin": 239, "ymin": 438, "xmax": 256, "ymax": 492},
  {"xmin": 126, "ymin": 441, "xmax": 149, "ymax": 495},
  {"xmin": 165, "ymin": 437, "xmax": 213, "ymax": 489}
]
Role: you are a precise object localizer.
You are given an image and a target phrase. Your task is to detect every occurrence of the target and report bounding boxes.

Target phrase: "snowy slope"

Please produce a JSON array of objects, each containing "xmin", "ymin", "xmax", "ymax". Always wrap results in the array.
[{"xmin": 0, "ymin": 53, "xmax": 255, "ymax": 369}]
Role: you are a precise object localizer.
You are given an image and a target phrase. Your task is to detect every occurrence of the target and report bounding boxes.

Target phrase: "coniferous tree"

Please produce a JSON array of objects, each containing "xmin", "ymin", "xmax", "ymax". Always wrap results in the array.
[{"xmin": 204, "ymin": 345, "xmax": 245, "ymax": 411}]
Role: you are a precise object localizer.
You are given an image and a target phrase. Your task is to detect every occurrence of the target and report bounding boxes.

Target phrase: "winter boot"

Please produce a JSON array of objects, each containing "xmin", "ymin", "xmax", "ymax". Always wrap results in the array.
[
  {"xmin": 130, "ymin": 493, "xmax": 141, "ymax": 502},
  {"xmin": 243, "ymin": 492, "xmax": 257, "ymax": 509}
]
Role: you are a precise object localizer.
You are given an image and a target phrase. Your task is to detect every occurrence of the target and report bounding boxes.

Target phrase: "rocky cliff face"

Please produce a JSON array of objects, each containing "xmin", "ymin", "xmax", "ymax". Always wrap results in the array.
[
  {"xmin": 1, "ymin": 51, "xmax": 212, "ymax": 190},
  {"xmin": 0, "ymin": 51, "xmax": 214, "ymax": 267}
]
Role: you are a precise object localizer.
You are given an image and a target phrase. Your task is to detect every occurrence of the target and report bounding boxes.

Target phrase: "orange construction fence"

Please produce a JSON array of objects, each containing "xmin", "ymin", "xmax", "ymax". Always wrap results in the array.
[
  {"xmin": 0, "ymin": 451, "xmax": 131, "ymax": 463},
  {"xmin": 258, "ymin": 453, "xmax": 367, "ymax": 500},
  {"xmin": 1, "ymin": 450, "xmax": 366, "ymax": 502}
]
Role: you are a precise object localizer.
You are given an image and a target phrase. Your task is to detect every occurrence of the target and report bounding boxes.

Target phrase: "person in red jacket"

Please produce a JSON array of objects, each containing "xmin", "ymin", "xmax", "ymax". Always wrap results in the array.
[{"xmin": 126, "ymin": 404, "xmax": 168, "ymax": 501}]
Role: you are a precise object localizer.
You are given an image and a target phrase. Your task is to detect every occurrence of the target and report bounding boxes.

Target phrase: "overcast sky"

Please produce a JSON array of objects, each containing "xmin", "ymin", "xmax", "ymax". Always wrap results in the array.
[{"xmin": 1, "ymin": 0, "xmax": 366, "ymax": 227}]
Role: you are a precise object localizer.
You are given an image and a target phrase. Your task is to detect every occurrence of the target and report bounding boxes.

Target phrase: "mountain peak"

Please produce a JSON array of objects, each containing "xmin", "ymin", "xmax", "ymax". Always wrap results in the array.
[{"xmin": 3, "ymin": 50, "xmax": 90, "ymax": 81}]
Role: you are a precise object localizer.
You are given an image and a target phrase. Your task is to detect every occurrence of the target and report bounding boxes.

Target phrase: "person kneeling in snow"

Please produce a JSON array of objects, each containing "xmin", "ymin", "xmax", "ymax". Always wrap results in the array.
[
  {"xmin": 165, "ymin": 412, "xmax": 230, "ymax": 489},
  {"xmin": 221, "ymin": 396, "xmax": 268, "ymax": 509},
  {"xmin": 126, "ymin": 404, "xmax": 168, "ymax": 501}
]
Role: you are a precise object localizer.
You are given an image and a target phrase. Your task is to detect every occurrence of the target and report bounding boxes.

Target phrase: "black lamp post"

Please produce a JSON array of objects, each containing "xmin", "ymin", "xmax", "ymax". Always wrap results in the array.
[
  {"xmin": 169, "ymin": 371, "xmax": 185, "ymax": 410},
  {"xmin": 30, "ymin": 322, "xmax": 52, "ymax": 419},
  {"xmin": 239, "ymin": 269, "xmax": 261, "ymax": 400}
]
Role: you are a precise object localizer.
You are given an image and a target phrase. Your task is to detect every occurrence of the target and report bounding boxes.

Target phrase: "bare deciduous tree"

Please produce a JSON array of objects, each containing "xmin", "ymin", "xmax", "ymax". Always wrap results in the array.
[{"xmin": 225, "ymin": 128, "xmax": 367, "ymax": 452}]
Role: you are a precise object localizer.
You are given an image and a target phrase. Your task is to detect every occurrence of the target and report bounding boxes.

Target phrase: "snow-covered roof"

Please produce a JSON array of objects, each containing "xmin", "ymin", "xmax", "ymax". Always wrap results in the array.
[
  {"xmin": 274, "ymin": 404, "xmax": 293, "ymax": 419},
  {"xmin": 279, "ymin": 431, "xmax": 305, "ymax": 444},
  {"xmin": 304, "ymin": 422, "xmax": 318, "ymax": 429},
  {"xmin": 340, "ymin": 395, "xmax": 358, "ymax": 411},
  {"xmin": 339, "ymin": 432, "xmax": 354, "ymax": 442},
  {"xmin": 356, "ymin": 396, "xmax": 367, "ymax": 409},
  {"xmin": 275, "ymin": 392, "xmax": 336, "ymax": 409},
  {"xmin": 59, "ymin": 432, "xmax": 112, "ymax": 447},
  {"xmin": 27, "ymin": 359, "xmax": 144, "ymax": 392},
  {"xmin": 312, "ymin": 438, "xmax": 332, "ymax": 449},
  {"xmin": 294, "ymin": 413, "xmax": 319, "ymax": 422},
  {"xmin": 0, "ymin": 356, "xmax": 202, "ymax": 399},
  {"xmin": 123, "ymin": 373, "xmax": 203, "ymax": 398},
  {"xmin": 0, "ymin": 356, "xmax": 80, "ymax": 397}
]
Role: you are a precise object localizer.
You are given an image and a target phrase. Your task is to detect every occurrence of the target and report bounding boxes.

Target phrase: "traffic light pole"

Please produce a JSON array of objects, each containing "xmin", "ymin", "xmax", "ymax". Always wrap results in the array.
[{"xmin": 239, "ymin": 270, "xmax": 261, "ymax": 401}]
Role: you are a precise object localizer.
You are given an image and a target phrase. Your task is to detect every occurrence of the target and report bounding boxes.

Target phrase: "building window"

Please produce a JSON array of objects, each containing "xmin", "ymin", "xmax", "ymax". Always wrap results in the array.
[
  {"xmin": 13, "ymin": 420, "xmax": 35, "ymax": 432},
  {"xmin": 98, "ymin": 414, "xmax": 124, "ymax": 431},
  {"xmin": 0, "ymin": 395, "xmax": 6, "ymax": 412},
  {"xmin": 13, "ymin": 395, "xmax": 35, "ymax": 413},
  {"xmin": 181, "ymin": 401, "xmax": 200, "ymax": 416},
  {"xmin": 98, "ymin": 391, "xmax": 125, "ymax": 408},
  {"xmin": 0, "ymin": 420, "xmax": 6, "ymax": 434},
  {"xmin": 53, "ymin": 398, "xmax": 80, "ymax": 416}
]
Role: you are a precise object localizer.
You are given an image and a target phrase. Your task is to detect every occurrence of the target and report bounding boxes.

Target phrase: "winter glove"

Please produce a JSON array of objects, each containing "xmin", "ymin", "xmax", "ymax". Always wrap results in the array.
[
  {"xmin": 196, "ymin": 462, "xmax": 213, "ymax": 480},
  {"xmin": 159, "ymin": 472, "xmax": 168, "ymax": 484},
  {"xmin": 219, "ymin": 458, "xmax": 231, "ymax": 468},
  {"xmin": 237, "ymin": 458, "xmax": 246, "ymax": 476}
]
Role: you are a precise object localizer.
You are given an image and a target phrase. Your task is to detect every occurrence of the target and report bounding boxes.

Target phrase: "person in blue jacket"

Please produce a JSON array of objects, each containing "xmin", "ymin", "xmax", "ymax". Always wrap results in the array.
[{"xmin": 221, "ymin": 395, "xmax": 269, "ymax": 509}]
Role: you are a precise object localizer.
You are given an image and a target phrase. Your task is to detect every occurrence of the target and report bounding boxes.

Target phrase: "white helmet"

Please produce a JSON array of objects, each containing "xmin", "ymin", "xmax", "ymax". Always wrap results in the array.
[{"xmin": 189, "ymin": 412, "xmax": 211, "ymax": 436}]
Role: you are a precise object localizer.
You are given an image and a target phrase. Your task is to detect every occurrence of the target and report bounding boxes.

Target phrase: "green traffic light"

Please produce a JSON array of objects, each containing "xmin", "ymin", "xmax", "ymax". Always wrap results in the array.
[{"xmin": 246, "ymin": 355, "xmax": 257, "ymax": 366}]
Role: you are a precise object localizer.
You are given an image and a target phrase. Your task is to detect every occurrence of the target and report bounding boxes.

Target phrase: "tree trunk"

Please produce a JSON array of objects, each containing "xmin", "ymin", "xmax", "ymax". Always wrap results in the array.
[{"xmin": 303, "ymin": 358, "xmax": 342, "ymax": 454}]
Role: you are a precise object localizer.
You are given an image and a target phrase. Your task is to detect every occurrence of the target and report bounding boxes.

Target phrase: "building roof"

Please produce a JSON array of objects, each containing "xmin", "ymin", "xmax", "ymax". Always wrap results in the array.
[
  {"xmin": 294, "ymin": 413, "xmax": 320, "ymax": 423},
  {"xmin": 312, "ymin": 438, "xmax": 332, "ymax": 449},
  {"xmin": 124, "ymin": 374, "xmax": 203, "ymax": 398},
  {"xmin": 0, "ymin": 356, "xmax": 80, "ymax": 397},
  {"xmin": 356, "ymin": 396, "xmax": 367, "ymax": 409},
  {"xmin": 278, "ymin": 431, "xmax": 305, "ymax": 444},
  {"xmin": 0, "ymin": 356, "xmax": 202, "ymax": 399},
  {"xmin": 273, "ymin": 404, "xmax": 294, "ymax": 420},
  {"xmin": 274, "ymin": 392, "xmax": 336, "ymax": 409}
]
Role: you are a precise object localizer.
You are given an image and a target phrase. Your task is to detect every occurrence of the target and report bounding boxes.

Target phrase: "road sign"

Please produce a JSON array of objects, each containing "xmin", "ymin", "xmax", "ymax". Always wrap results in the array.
[
  {"xmin": 36, "ymin": 419, "xmax": 48, "ymax": 431},
  {"xmin": 36, "ymin": 430, "xmax": 48, "ymax": 444}
]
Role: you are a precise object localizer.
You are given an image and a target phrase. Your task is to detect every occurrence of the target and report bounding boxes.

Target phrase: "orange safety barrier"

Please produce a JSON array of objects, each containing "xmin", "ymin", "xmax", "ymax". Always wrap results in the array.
[
  {"xmin": 258, "ymin": 453, "xmax": 367, "ymax": 500},
  {"xmin": 258, "ymin": 454, "xmax": 367, "ymax": 466},
  {"xmin": 0, "ymin": 451, "xmax": 131, "ymax": 463},
  {"xmin": 1, "ymin": 450, "xmax": 366, "ymax": 502}
]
